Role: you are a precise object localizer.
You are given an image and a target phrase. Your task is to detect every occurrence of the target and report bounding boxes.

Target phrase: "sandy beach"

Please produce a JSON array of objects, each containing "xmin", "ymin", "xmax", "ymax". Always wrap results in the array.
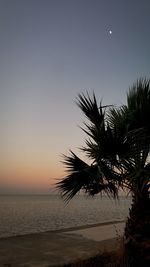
[{"xmin": 0, "ymin": 221, "xmax": 124, "ymax": 267}]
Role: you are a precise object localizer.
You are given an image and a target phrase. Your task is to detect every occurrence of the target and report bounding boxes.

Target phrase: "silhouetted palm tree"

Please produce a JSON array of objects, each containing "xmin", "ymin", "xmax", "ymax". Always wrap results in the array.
[{"xmin": 57, "ymin": 79, "xmax": 150, "ymax": 266}]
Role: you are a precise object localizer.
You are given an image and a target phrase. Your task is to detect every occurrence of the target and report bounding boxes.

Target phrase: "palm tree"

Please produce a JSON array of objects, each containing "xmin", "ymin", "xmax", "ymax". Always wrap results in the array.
[{"xmin": 57, "ymin": 79, "xmax": 150, "ymax": 266}]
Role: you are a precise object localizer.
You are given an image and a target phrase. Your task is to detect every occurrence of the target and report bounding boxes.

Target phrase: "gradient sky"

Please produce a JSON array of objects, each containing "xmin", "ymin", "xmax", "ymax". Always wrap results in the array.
[{"xmin": 0, "ymin": 0, "xmax": 150, "ymax": 193}]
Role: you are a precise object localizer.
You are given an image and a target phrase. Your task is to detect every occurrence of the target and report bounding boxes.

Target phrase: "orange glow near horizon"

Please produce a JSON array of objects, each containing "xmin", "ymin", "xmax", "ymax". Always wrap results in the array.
[
  {"xmin": 0, "ymin": 150, "xmax": 66, "ymax": 191},
  {"xmin": 0, "ymin": 113, "xmax": 84, "ymax": 193}
]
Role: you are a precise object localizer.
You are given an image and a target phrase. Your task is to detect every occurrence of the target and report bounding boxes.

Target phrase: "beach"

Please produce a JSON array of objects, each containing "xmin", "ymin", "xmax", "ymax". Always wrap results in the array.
[{"xmin": 0, "ymin": 221, "xmax": 124, "ymax": 267}]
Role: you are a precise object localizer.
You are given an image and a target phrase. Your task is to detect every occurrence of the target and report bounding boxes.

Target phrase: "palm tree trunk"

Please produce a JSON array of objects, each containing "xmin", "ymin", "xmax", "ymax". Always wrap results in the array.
[{"xmin": 124, "ymin": 188, "xmax": 150, "ymax": 266}]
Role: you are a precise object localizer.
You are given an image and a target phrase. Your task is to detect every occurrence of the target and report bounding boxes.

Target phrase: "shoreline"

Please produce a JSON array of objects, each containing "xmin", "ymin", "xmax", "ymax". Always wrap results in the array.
[
  {"xmin": 53, "ymin": 219, "xmax": 125, "ymax": 233},
  {"xmin": 0, "ymin": 219, "xmax": 125, "ymax": 240},
  {"xmin": 0, "ymin": 221, "xmax": 125, "ymax": 266}
]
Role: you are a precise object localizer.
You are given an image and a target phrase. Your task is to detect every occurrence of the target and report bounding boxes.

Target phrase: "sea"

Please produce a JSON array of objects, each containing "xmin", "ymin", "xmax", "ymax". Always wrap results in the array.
[{"xmin": 0, "ymin": 194, "xmax": 131, "ymax": 238}]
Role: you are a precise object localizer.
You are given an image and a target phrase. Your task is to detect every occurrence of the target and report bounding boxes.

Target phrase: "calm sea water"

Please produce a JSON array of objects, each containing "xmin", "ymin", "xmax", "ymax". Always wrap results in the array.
[{"xmin": 0, "ymin": 195, "xmax": 131, "ymax": 238}]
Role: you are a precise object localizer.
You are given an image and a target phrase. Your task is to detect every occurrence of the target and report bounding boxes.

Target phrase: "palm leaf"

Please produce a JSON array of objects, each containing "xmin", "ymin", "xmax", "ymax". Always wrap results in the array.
[
  {"xmin": 76, "ymin": 92, "xmax": 105, "ymax": 129},
  {"xmin": 57, "ymin": 78, "xmax": 150, "ymax": 201},
  {"xmin": 127, "ymin": 78, "xmax": 150, "ymax": 132},
  {"xmin": 56, "ymin": 151, "xmax": 119, "ymax": 201}
]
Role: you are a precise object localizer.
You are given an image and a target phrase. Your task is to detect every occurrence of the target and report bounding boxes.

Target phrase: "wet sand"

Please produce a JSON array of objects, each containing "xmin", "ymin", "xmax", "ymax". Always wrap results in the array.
[{"xmin": 0, "ymin": 221, "xmax": 125, "ymax": 267}]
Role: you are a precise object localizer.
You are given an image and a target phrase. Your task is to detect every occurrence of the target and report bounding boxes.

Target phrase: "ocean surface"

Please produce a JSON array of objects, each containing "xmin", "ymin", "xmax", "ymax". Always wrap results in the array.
[{"xmin": 0, "ymin": 195, "xmax": 131, "ymax": 238}]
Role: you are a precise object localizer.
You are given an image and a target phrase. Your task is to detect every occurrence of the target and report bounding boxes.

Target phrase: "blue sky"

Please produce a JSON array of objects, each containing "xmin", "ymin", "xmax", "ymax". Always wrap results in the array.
[{"xmin": 0, "ymin": 0, "xmax": 150, "ymax": 192}]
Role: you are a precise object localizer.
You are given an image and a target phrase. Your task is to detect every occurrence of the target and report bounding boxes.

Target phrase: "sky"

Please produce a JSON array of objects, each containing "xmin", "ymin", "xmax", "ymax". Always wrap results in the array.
[{"xmin": 0, "ymin": 0, "xmax": 150, "ymax": 193}]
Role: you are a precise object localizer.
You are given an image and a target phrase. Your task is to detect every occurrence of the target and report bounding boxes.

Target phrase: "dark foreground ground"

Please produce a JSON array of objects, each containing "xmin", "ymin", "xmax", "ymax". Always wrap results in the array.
[{"xmin": 0, "ymin": 221, "xmax": 124, "ymax": 267}]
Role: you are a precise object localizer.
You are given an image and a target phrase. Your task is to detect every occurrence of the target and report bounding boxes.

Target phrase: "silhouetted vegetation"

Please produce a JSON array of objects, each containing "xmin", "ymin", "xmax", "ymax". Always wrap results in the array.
[
  {"xmin": 57, "ymin": 79, "xmax": 150, "ymax": 266},
  {"xmin": 51, "ymin": 245, "xmax": 130, "ymax": 267}
]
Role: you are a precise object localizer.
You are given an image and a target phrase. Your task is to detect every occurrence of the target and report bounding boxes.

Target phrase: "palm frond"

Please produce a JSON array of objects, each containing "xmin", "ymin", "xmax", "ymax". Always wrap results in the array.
[
  {"xmin": 85, "ymin": 182, "xmax": 118, "ymax": 198},
  {"xmin": 127, "ymin": 78, "xmax": 150, "ymax": 132},
  {"xmin": 76, "ymin": 92, "xmax": 105, "ymax": 129},
  {"xmin": 56, "ymin": 152, "xmax": 94, "ymax": 201},
  {"xmin": 61, "ymin": 150, "xmax": 89, "ymax": 173},
  {"xmin": 57, "ymin": 78, "xmax": 150, "ymax": 201},
  {"xmin": 56, "ymin": 151, "xmax": 119, "ymax": 201},
  {"xmin": 107, "ymin": 105, "xmax": 128, "ymax": 132}
]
